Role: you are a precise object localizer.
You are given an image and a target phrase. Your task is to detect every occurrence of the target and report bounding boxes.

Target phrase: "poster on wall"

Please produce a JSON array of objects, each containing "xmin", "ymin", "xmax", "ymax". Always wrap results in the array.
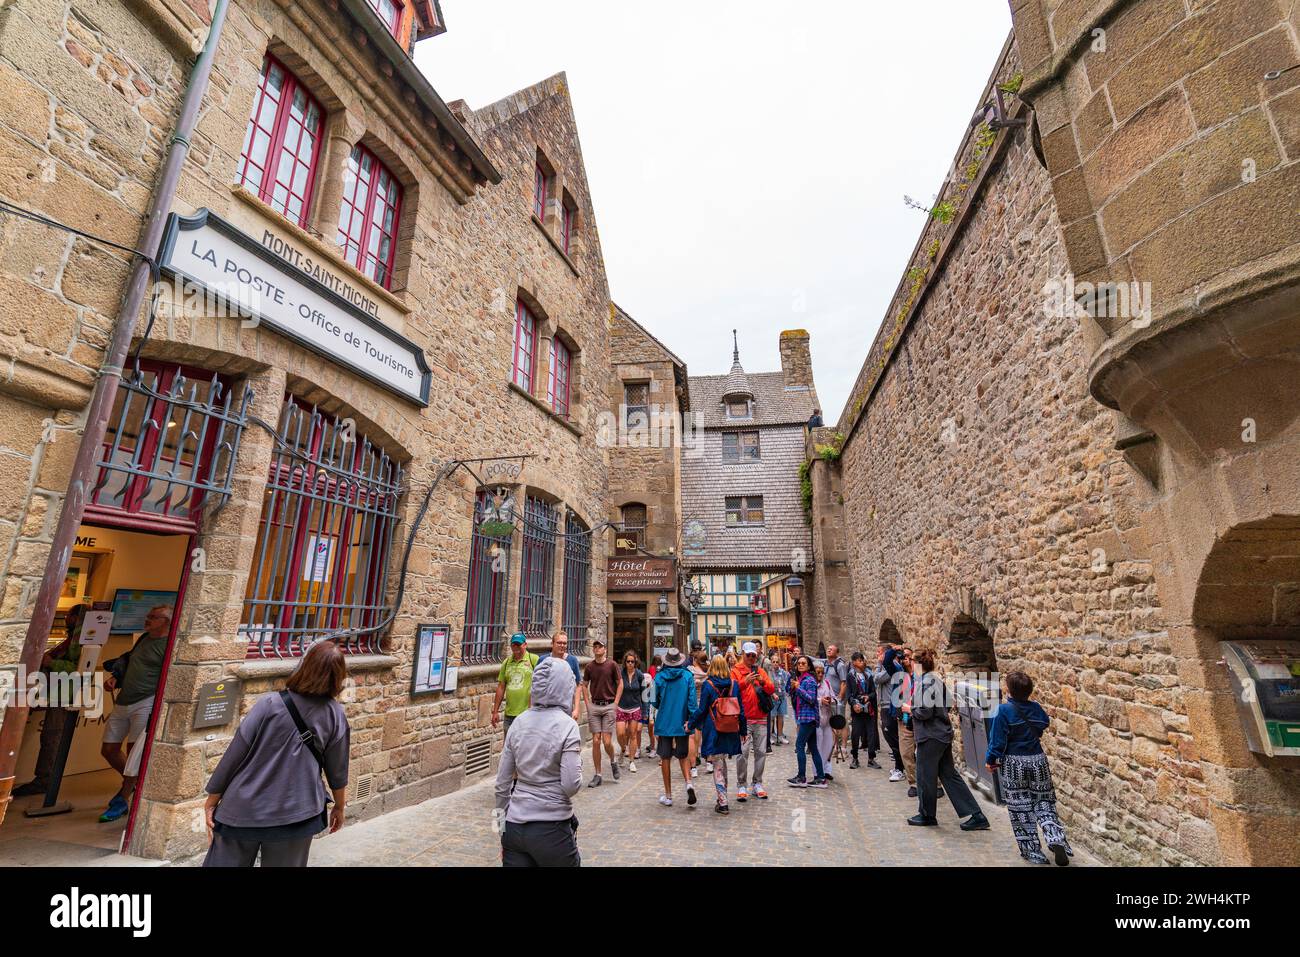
[
  {"xmin": 110, "ymin": 589, "xmax": 179, "ymax": 633},
  {"xmin": 303, "ymin": 535, "xmax": 334, "ymax": 582},
  {"xmin": 411, "ymin": 623, "xmax": 451, "ymax": 695}
]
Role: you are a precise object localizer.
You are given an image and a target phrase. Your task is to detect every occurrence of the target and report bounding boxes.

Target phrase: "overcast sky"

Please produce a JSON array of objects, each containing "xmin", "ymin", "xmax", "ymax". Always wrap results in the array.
[{"xmin": 418, "ymin": 1, "xmax": 1014, "ymax": 423}]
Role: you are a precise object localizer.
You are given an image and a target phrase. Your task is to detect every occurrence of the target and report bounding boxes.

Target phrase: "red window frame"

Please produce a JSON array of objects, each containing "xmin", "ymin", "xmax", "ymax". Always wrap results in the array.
[
  {"xmin": 548, "ymin": 337, "xmax": 571, "ymax": 417},
  {"xmin": 512, "ymin": 300, "xmax": 537, "ymax": 392},
  {"xmin": 237, "ymin": 55, "xmax": 325, "ymax": 228},
  {"xmin": 561, "ymin": 200, "xmax": 574, "ymax": 254},
  {"xmin": 366, "ymin": 0, "xmax": 404, "ymax": 35},
  {"xmin": 336, "ymin": 144, "xmax": 403, "ymax": 289},
  {"xmin": 534, "ymin": 162, "xmax": 548, "ymax": 220}
]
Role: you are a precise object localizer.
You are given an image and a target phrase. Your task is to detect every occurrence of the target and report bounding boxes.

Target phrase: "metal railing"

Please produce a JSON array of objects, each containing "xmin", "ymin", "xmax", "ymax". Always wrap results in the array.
[
  {"xmin": 562, "ymin": 511, "xmax": 591, "ymax": 655},
  {"xmin": 461, "ymin": 490, "xmax": 512, "ymax": 665},
  {"xmin": 518, "ymin": 495, "xmax": 557, "ymax": 638}
]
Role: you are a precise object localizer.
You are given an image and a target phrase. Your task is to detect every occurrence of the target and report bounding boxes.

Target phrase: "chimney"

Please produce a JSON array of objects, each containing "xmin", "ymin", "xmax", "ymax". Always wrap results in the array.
[{"xmin": 779, "ymin": 329, "xmax": 814, "ymax": 392}]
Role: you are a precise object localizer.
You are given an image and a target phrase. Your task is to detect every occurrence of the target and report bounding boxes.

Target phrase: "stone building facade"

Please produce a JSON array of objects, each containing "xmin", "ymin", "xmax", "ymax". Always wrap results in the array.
[
  {"xmin": 681, "ymin": 333, "xmax": 817, "ymax": 653},
  {"xmin": 811, "ymin": 3, "xmax": 1300, "ymax": 866},
  {"xmin": 604, "ymin": 303, "xmax": 689, "ymax": 665},
  {"xmin": 0, "ymin": 0, "xmax": 613, "ymax": 860}
]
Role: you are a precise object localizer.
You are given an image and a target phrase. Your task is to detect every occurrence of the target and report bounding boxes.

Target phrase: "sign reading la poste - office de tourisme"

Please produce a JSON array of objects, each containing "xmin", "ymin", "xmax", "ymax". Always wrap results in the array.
[{"xmin": 159, "ymin": 209, "xmax": 430, "ymax": 405}]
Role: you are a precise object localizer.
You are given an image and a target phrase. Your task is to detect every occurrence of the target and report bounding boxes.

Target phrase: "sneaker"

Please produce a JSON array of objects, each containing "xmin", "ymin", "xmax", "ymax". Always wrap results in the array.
[
  {"xmin": 1047, "ymin": 842, "xmax": 1071, "ymax": 866},
  {"xmin": 736, "ymin": 786, "xmax": 748, "ymax": 802},
  {"xmin": 780, "ymin": 735, "xmax": 790, "ymax": 745},
  {"xmin": 823, "ymin": 773, "xmax": 834, "ymax": 783},
  {"xmin": 715, "ymin": 801, "xmax": 729, "ymax": 815},
  {"xmin": 659, "ymin": 794, "xmax": 673, "ymax": 807},
  {"xmin": 907, "ymin": 814, "xmax": 939, "ymax": 826},
  {"xmin": 755, "ymin": 784, "xmax": 768, "ymax": 800},
  {"xmin": 12, "ymin": 780, "xmax": 49, "ymax": 798},
  {"xmin": 628, "ymin": 760, "xmax": 638, "ymax": 773},
  {"xmin": 98, "ymin": 795, "xmax": 129, "ymax": 823},
  {"xmin": 786, "ymin": 776, "xmax": 807, "ymax": 788},
  {"xmin": 587, "ymin": 774, "xmax": 602, "ymax": 788},
  {"xmin": 849, "ymin": 758, "xmax": 861, "ymax": 769},
  {"xmin": 704, "ymin": 762, "xmax": 714, "ymax": 773},
  {"xmin": 867, "ymin": 759, "xmax": 882, "ymax": 769},
  {"xmin": 611, "ymin": 762, "xmax": 620, "ymax": 781},
  {"xmin": 686, "ymin": 785, "xmax": 697, "ymax": 806},
  {"xmin": 889, "ymin": 769, "xmax": 904, "ymax": 782},
  {"xmin": 808, "ymin": 777, "xmax": 829, "ymax": 789},
  {"xmin": 690, "ymin": 767, "xmax": 698, "ymax": 779},
  {"xmin": 960, "ymin": 813, "xmax": 991, "ymax": 831},
  {"xmin": 907, "ymin": 785, "xmax": 918, "ymax": 797}
]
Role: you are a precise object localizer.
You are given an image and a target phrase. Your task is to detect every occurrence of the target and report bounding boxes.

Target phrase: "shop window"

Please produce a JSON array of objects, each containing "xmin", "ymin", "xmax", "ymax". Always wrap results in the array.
[
  {"xmin": 366, "ymin": 0, "xmax": 403, "ymax": 35},
  {"xmin": 237, "ymin": 55, "xmax": 325, "ymax": 228},
  {"xmin": 617, "ymin": 503, "xmax": 645, "ymax": 555},
  {"xmin": 548, "ymin": 337, "xmax": 571, "ymax": 417},
  {"xmin": 562, "ymin": 511, "xmax": 591, "ymax": 655},
  {"xmin": 241, "ymin": 398, "xmax": 404, "ymax": 657},
  {"xmin": 512, "ymin": 299, "xmax": 537, "ymax": 392},
  {"xmin": 623, "ymin": 381, "xmax": 649, "ymax": 429},
  {"xmin": 518, "ymin": 496, "xmax": 558, "ymax": 636},
  {"xmin": 725, "ymin": 495, "xmax": 764, "ymax": 527},
  {"xmin": 336, "ymin": 144, "xmax": 403, "ymax": 289},
  {"xmin": 89, "ymin": 361, "xmax": 250, "ymax": 530},
  {"xmin": 722, "ymin": 430, "xmax": 760, "ymax": 462},
  {"xmin": 462, "ymin": 489, "xmax": 513, "ymax": 665}
]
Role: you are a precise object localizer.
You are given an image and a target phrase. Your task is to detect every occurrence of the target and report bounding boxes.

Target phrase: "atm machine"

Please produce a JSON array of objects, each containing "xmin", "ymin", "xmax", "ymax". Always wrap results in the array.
[{"xmin": 1221, "ymin": 641, "xmax": 1300, "ymax": 757}]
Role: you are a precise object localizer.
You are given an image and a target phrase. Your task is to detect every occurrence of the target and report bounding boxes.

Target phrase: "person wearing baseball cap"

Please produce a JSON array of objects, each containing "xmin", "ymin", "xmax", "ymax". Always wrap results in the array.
[
  {"xmin": 493, "ymin": 633, "xmax": 539, "ymax": 735},
  {"xmin": 731, "ymin": 641, "xmax": 776, "ymax": 800},
  {"xmin": 652, "ymin": 647, "xmax": 699, "ymax": 807}
]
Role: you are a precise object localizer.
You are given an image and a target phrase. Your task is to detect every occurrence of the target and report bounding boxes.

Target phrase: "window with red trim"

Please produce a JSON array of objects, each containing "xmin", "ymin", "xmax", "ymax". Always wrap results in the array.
[
  {"xmin": 561, "ymin": 196, "xmax": 576, "ymax": 254},
  {"xmin": 237, "ymin": 56, "xmax": 324, "ymax": 228},
  {"xmin": 336, "ymin": 144, "xmax": 403, "ymax": 289},
  {"xmin": 548, "ymin": 338, "xmax": 571, "ymax": 417},
  {"xmin": 366, "ymin": 0, "xmax": 403, "ymax": 35},
  {"xmin": 533, "ymin": 161, "xmax": 548, "ymax": 221},
  {"xmin": 512, "ymin": 299, "xmax": 537, "ymax": 392}
]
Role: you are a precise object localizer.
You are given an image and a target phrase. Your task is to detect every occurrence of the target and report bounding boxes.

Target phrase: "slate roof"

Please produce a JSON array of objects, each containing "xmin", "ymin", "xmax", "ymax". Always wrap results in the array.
[{"xmin": 688, "ymin": 370, "xmax": 816, "ymax": 429}]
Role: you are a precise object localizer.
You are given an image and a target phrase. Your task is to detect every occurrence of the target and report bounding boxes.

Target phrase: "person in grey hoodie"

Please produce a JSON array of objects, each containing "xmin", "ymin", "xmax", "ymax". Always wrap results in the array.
[
  {"xmin": 495, "ymin": 656, "xmax": 583, "ymax": 866},
  {"xmin": 873, "ymin": 644, "xmax": 906, "ymax": 782}
]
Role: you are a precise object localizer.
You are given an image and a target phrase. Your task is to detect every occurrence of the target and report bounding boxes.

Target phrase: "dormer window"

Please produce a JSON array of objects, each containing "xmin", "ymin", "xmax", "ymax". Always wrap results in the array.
[
  {"xmin": 726, "ymin": 399, "xmax": 751, "ymax": 419},
  {"xmin": 367, "ymin": 0, "xmax": 404, "ymax": 36}
]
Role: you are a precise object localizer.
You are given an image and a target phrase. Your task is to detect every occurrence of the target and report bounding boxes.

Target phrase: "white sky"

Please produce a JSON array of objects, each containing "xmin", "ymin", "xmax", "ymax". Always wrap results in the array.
[{"xmin": 418, "ymin": 1, "xmax": 1014, "ymax": 423}]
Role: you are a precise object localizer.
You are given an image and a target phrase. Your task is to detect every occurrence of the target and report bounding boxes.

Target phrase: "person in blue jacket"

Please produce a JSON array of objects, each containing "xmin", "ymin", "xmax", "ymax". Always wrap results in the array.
[
  {"xmin": 653, "ymin": 648, "xmax": 698, "ymax": 808},
  {"xmin": 985, "ymin": 670, "xmax": 1073, "ymax": 865},
  {"xmin": 689, "ymin": 655, "xmax": 747, "ymax": 814}
]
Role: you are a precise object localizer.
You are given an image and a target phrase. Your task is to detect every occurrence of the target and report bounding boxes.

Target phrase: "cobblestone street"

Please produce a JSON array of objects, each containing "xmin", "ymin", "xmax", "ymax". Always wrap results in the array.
[{"xmin": 289, "ymin": 737, "xmax": 1097, "ymax": 867}]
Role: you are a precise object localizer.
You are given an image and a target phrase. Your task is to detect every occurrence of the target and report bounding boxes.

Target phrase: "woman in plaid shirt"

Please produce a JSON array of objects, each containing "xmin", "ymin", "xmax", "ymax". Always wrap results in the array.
[{"xmin": 787, "ymin": 655, "xmax": 827, "ymax": 788}]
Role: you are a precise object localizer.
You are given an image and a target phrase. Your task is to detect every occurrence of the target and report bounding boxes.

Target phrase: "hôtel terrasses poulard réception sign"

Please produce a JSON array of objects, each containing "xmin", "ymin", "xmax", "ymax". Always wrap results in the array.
[
  {"xmin": 159, "ymin": 208, "xmax": 430, "ymax": 405},
  {"xmin": 607, "ymin": 557, "xmax": 676, "ymax": 592}
]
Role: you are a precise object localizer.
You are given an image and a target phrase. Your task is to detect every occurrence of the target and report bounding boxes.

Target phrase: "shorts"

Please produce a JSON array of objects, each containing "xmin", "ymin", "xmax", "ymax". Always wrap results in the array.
[
  {"xmin": 615, "ymin": 707, "xmax": 641, "ymax": 724},
  {"xmin": 103, "ymin": 695, "xmax": 154, "ymax": 776},
  {"xmin": 587, "ymin": 702, "xmax": 616, "ymax": 734},
  {"xmin": 772, "ymin": 695, "xmax": 788, "ymax": 717},
  {"xmin": 656, "ymin": 735, "xmax": 690, "ymax": 760}
]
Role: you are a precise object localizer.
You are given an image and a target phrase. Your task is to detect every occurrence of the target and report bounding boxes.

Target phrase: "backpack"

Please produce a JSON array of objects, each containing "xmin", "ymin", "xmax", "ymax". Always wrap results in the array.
[{"xmin": 710, "ymin": 679, "xmax": 742, "ymax": 733}]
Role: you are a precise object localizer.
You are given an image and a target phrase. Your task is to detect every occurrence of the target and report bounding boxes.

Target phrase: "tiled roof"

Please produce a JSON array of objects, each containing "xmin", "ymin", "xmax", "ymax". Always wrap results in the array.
[{"xmin": 688, "ymin": 371, "xmax": 816, "ymax": 429}]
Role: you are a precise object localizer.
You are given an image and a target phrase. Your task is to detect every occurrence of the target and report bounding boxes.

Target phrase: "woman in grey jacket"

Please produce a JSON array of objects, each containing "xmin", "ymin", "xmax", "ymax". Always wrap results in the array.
[
  {"xmin": 908, "ymin": 648, "xmax": 989, "ymax": 831},
  {"xmin": 203, "ymin": 640, "xmax": 350, "ymax": 867},
  {"xmin": 495, "ymin": 656, "xmax": 583, "ymax": 866}
]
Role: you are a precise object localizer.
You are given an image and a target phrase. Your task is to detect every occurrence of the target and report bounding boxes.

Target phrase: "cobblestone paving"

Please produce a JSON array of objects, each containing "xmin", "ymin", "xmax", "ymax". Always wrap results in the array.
[{"xmin": 297, "ymin": 736, "xmax": 1099, "ymax": 867}]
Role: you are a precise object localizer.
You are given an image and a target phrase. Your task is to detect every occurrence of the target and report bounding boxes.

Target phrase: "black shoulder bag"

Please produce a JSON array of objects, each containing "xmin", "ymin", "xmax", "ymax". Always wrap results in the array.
[{"xmin": 279, "ymin": 690, "xmax": 327, "ymax": 770}]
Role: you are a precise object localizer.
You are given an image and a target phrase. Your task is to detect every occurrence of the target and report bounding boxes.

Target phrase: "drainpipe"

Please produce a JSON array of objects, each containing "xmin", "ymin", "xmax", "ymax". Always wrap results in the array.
[{"xmin": 0, "ymin": 0, "xmax": 231, "ymax": 828}]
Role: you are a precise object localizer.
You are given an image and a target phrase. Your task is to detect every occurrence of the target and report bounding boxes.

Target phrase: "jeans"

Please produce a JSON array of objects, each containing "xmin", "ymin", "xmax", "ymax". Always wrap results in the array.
[
  {"xmin": 736, "ymin": 721, "xmax": 768, "ymax": 786},
  {"xmin": 794, "ymin": 722, "xmax": 824, "ymax": 780},
  {"xmin": 915, "ymin": 738, "xmax": 981, "ymax": 820},
  {"xmin": 501, "ymin": 818, "xmax": 581, "ymax": 867},
  {"xmin": 880, "ymin": 709, "xmax": 904, "ymax": 772}
]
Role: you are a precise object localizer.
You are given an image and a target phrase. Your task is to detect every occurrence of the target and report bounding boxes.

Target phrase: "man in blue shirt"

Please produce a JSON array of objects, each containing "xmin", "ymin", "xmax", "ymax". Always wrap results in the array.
[{"xmin": 540, "ymin": 631, "xmax": 582, "ymax": 721}]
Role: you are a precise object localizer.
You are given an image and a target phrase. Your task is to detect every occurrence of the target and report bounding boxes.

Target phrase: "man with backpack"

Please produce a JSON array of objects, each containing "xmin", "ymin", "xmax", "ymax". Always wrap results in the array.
[
  {"xmin": 731, "ymin": 641, "xmax": 776, "ymax": 801},
  {"xmin": 492, "ymin": 633, "xmax": 538, "ymax": 735}
]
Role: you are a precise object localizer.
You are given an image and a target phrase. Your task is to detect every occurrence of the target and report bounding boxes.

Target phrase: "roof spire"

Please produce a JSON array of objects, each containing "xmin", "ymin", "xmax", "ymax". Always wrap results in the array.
[{"xmin": 732, "ymin": 329, "xmax": 739, "ymax": 365}]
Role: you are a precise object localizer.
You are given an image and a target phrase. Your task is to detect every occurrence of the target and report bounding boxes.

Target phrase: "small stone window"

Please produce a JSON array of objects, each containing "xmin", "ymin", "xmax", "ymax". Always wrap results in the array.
[{"xmin": 624, "ymin": 381, "xmax": 650, "ymax": 429}]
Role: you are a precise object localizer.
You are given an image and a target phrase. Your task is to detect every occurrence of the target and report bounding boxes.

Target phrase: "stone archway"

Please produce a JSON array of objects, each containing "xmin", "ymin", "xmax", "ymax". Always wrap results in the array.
[
  {"xmin": 879, "ymin": 618, "xmax": 902, "ymax": 646},
  {"xmin": 1187, "ymin": 515, "xmax": 1300, "ymax": 866},
  {"xmin": 946, "ymin": 613, "xmax": 998, "ymax": 676}
]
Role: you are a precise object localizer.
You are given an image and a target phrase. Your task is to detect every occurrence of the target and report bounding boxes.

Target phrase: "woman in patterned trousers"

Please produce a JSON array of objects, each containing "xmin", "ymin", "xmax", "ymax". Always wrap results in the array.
[{"xmin": 985, "ymin": 671, "xmax": 1073, "ymax": 865}]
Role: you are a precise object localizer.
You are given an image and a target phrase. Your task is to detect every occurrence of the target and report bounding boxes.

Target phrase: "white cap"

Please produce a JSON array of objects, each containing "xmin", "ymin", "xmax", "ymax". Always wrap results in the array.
[{"xmin": 742, "ymin": 641, "xmax": 758, "ymax": 655}]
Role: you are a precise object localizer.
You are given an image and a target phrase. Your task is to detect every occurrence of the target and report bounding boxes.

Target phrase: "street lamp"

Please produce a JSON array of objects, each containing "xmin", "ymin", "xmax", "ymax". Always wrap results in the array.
[
  {"xmin": 657, "ymin": 591, "xmax": 669, "ymax": 617},
  {"xmin": 786, "ymin": 575, "xmax": 804, "ymax": 646}
]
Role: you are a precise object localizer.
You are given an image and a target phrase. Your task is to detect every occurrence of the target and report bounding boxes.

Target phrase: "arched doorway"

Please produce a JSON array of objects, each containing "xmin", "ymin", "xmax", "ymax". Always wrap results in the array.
[
  {"xmin": 946, "ymin": 614, "xmax": 998, "ymax": 675},
  {"xmin": 1190, "ymin": 516, "xmax": 1300, "ymax": 866},
  {"xmin": 879, "ymin": 618, "xmax": 902, "ymax": 646}
]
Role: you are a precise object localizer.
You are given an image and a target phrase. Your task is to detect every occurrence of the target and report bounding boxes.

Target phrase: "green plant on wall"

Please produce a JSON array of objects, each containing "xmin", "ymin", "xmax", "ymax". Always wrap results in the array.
[
  {"xmin": 477, "ymin": 520, "xmax": 514, "ymax": 540},
  {"xmin": 799, "ymin": 459, "xmax": 813, "ymax": 523}
]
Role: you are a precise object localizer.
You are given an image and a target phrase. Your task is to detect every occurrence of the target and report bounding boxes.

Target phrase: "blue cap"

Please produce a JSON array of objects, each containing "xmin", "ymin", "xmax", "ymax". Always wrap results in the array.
[{"xmin": 510, "ymin": 632, "xmax": 527, "ymax": 645}]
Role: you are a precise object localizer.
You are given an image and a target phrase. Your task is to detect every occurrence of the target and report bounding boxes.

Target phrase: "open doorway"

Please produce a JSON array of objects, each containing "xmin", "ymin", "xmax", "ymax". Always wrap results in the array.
[
  {"xmin": 612, "ymin": 605, "xmax": 648, "ymax": 667},
  {"xmin": 1, "ymin": 523, "xmax": 189, "ymax": 864}
]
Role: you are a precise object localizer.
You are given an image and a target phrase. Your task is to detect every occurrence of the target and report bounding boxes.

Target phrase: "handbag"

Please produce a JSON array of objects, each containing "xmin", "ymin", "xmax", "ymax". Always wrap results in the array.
[
  {"xmin": 751, "ymin": 668, "xmax": 774, "ymax": 714},
  {"xmin": 280, "ymin": 690, "xmax": 327, "ymax": 771}
]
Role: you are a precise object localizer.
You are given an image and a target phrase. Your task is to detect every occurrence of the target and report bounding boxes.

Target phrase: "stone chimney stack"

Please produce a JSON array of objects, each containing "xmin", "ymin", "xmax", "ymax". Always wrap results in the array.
[{"xmin": 779, "ymin": 329, "xmax": 814, "ymax": 393}]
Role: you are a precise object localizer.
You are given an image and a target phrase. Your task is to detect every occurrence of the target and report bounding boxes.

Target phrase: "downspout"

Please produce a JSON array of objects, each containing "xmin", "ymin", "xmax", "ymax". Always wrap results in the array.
[{"xmin": 0, "ymin": 0, "xmax": 231, "ymax": 828}]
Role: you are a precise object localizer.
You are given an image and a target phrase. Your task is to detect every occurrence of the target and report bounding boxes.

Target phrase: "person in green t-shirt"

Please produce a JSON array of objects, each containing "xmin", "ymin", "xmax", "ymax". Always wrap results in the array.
[{"xmin": 492, "ymin": 633, "xmax": 539, "ymax": 734}]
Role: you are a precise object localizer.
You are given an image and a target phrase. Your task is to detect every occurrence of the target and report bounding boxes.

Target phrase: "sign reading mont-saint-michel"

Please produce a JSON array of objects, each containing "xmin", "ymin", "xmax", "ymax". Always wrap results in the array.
[{"xmin": 159, "ymin": 209, "xmax": 430, "ymax": 405}]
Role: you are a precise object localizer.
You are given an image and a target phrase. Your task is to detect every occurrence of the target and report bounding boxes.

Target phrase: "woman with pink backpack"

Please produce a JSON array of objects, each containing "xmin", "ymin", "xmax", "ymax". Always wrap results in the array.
[{"xmin": 688, "ymin": 655, "xmax": 747, "ymax": 814}]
